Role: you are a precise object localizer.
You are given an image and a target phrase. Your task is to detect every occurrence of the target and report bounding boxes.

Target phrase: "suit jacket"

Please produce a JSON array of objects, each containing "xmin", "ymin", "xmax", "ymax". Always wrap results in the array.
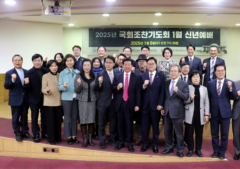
[
  {"xmin": 95, "ymin": 69, "xmax": 116, "ymax": 107},
  {"xmin": 26, "ymin": 67, "xmax": 49, "ymax": 104},
  {"xmin": 233, "ymin": 80, "xmax": 240, "ymax": 120},
  {"xmin": 184, "ymin": 85, "xmax": 209, "ymax": 125},
  {"xmin": 113, "ymin": 67, "xmax": 123, "ymax": 74},
  {"xmin": 4, "ymin": 68, "xmax": 28, "ymax": 106},
  {"xmin": 180, "ymin": 74, "xmax": 192, "ymax": 85},
  {"xmin": 76, "ymin": 56, "xmax": 85, "ymax": 71},
  {"xmin": 134, "ymin": 68, "xmax": 147, "ymax": 76},
  {"xmin": 141, "ymin": 71, "xmax": 165, "ymax": 111},
  {"xmin": 207, "ymin": 79, "xmax": 237, "ymax": 119},
  {"xmin": 179, "ymin": 56, "xmax": 202, "ymax": 73},
  {"xmin": 164, "ymin": 79, "xmax": 189, "ymax": 118},
  {"xmin": 202, "ymin": 57, "xmax": 225, "ymax": 87},
  {"xmin": 113, "ymin": 72, "xmax": 141, "ymax": 112}
]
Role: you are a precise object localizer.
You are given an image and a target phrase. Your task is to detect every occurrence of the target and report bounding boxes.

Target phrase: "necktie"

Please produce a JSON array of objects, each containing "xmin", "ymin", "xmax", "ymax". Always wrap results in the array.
[
  {"xmin": 72, "ymin": 70, "xmax": 75, "ymax": 77},
  {"xmin": 123, "ymin": 74, "xmax": 129, "ymax": 101},
  {"xmin": 170, "ymin": 81, "xmax": 175, "ymax": 96},
  {"xmin": 189, "ymin": 57, "xmax": 193, "ymax": 68},
  {"xmin": 210, "ymin": 58, "xmax": 215, "ymax": 80},
  {"xmin": 150, "ymin": 73, "xmax": 153, "ymax": 85},
  {"xmin": 184, "ymin": 76, "xmax": 187, "ymax": 82},
  {"xmin": 109, "ymin": 72, "xmax": 113, "ymax": 84},
  {"xmin": 217, "ymin": 81, "xmax": 221, "ymax": 96}
]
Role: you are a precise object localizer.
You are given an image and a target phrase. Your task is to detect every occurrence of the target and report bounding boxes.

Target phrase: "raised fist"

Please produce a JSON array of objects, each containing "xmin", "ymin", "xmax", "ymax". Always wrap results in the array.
[{"xmin": 11, "ymin": 73, "xmax": 17, "ymax": 81}]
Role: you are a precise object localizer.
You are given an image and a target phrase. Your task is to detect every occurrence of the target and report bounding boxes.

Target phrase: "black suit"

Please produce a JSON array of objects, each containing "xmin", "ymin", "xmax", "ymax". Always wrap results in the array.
[
  {"xmin": 26, "ymin": 66, "xmax": 49, "ymax": 136},
  {"xmin": 113, "ymin": 72, "xmax": 141, "ymax": 146},
  {"xmin": 4, "ymin": 68, "xmax": 29, "ymax": 136},
  {"xmin": 180, "ymin": 74, "xmax": 192, "ymax": 85},
  {"xmin": 96, "ymin": 70, "xmax": 117, "ymax": 143},
  {"xmin": 76, "ymin": 56, "xmax": 85, "ymax": 71}
]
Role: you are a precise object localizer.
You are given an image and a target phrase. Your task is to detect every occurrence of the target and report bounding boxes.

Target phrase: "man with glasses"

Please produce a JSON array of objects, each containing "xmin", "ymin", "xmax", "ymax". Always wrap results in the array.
[
  {"xmin": 123, "ymin": 47, "xmax": 137, "ymax": 69},
  {"xmin": 114, "ymin": 53, "xmax": 126, "ymax": 74},
  {"xmin": 202, "ymin": 45, "xmax": 225, "ymax": 87},
  {"xmin": 72, "ymin": 45, "xmax": 85, "ymax": 71},
  {"xmin": 180, "ymin": 63, "xmax": 192, "ymax": 85},
  {"xmin": 97, "ymin": 46, "xmax": 107, "ymax": 69}
]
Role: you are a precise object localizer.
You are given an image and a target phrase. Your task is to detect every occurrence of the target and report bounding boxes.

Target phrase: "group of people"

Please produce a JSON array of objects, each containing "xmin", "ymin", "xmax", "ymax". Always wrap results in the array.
[{"xmin": 4, "ymin": 44, "xmax": 240, "ymax": 160}]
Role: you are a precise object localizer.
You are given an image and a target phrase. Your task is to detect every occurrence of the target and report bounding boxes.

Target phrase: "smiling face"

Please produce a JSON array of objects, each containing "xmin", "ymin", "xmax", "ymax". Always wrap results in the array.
[
  {"xmin": 83, "ymin": 61, "xmax": 91, "ymax": 73},
  {"xmin": 65, "ymin": 57, "xmax": 74, "ymax": 69},
  {"xmin": 215, "ymin": 65, "xmax": 225, "ymax": 80},
  {"xmin": 73, "ymin": 47, "xmax": 81, "ymax": 58},
  {"xmin": 164, "ymin": 49, "xmax": 171, "ymax": 60},
  {"xmin": 32, "ymin": 57, "xmax": 42, "ymax": 69},
  {"xmin": 93, "ymin": 59, "xmax": 100, "ymax": 69},
  {"xmin": 123, "ymin": 60, "xmax": 132, "ymax": 73},
  {"xmin": 49, "ymin": 62, "xmax": 58, "ymax": 74},
  {"xmin": 170, "ymin": 66, "xmax": 180, "ymax": 80},
  {"xmin": 105, "ymin": 58, "xmax": 114, "ymax": 71},
  {"xmin": 181, "ymin": 65, "xmax": 190, "ymax": 75},
  {"xmin": 141, "ymin": 48, "xmax": 150, "ymax": 58},
  {"xmin": 123, "ymin": 48, "xmax": 132, "ymax": 58},
  {"xmin": 55, "ymin": 54, "xmax": 63, "ymax": 63},
  {"xmin": 12, "ymin": 56, "xmax": 23, "ymax": 69},
  {"xmin": 187, "ymin": 46, "xmax": 195, "ymax": 57},
  {"xmin": 97, "ymin": 47, "xmax": 106, "ymax": 59},
  {"xmin": 210, "ymin": 46, "xmax": 218, "ymax": 58},
  {"xmin": 117, "ymin": 56, "xmax": 125, "ymax": 68},
  {"xmin": 147, "ymin": 59, "xmax": 157, "ymax": 72}
]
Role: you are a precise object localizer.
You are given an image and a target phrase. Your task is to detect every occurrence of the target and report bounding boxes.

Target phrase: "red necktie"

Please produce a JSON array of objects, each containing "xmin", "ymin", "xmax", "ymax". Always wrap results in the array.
[{"xmin": 123, "ymin": 74, "xmax": 129, "ymax": 101}]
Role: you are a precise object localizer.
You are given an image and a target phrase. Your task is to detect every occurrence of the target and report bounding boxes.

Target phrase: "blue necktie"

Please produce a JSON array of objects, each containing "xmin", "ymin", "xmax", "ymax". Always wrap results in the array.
[
  {"xmin": 170, "ymin": 81, "xmax": 175, "ymax": 96},
  {"xmin": 184, "ymin": 76, "xmax": 187, "ymax": 82}
]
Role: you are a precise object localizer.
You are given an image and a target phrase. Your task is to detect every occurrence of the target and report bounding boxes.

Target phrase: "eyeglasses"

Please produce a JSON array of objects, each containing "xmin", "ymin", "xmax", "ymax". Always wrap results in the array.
[
  {"xmin": 182, "ymin": 67, "xmax": 189, "ymax": 70},
  {"xmin": 170, "ymin": 70, "xmax": 179, "ymax": 73},
  {"xmin": 147, "ymin": 63, "xmax": 155, "ymax": 66},
  {"xmin": 216, "ymin": 70, "xmax": 225, "ymax": 73}
]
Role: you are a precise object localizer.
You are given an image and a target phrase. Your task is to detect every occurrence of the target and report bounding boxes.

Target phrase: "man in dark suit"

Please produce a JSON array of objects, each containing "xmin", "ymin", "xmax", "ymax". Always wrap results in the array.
[
  {"xmin": 207, "ymin": 63, "xmax": 237, "ymax": 160},
  {"xmin": 161, "ymin": 64, "xmax": 189, "ymax": 157},
  {"xmin": 202, "ymin": 45, "xmax": 225, "ymax": 87},
  {"xmin": 180, "ymin": 63, "xmax": 192, "ymax": 85},
  {"xmin": 113, "ymin": 53, "xmax": 126, "ymax": 74},
  {"xmin": 133, "ymin": 54, "xmax": 148, "ymax": 145},
  {"xmin": 123, "ymin": 47, "xmax": 137, "ymax": 68},
  {"xmin": 140, "ymin": 57, "xmax": 165, "ymax": 153},
  {"xmin": 113, "ymin": 58, "xmax": 141, "ymax": 152},
  {"xmin": 4, "ymin": 54, "xmax": 32, "ymax": 142},
  {"xmin": 97, "ymin": 46, "xmax": 107, "ymax": 69},
  {"xmin": 72, "ymin": 45, "xmax": 85, "ymax": 71},
  {"xmin": 96, "ymin": 56, "xmax": 117, "ymax": 149},
  {"xmin": 26, "ymin": 54, "xmax": 49, "ymax": 143}
]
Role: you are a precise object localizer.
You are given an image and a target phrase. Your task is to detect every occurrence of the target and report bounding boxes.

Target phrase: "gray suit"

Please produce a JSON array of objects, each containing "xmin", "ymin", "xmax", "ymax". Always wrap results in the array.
[
  {"xmin": 164, "ymin": 78, "xmax": 189, "ymax": 153},
  {"xmin": 232, "ymin": 80, "xmax": 240, "ymax": 154},
  {"xmin": 184, "ymin": 85, "xmax": 210, "ymax": 125}
]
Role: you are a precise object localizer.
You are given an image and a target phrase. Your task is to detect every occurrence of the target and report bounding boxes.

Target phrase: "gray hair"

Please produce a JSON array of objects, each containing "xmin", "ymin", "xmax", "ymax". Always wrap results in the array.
[
  {"xmin": 12, "ymin": 54, "xmax": 23, "ymax": 61},
  {"xmin": 169, "ymin": 64, "xmax": 181, "ymax": 72}
]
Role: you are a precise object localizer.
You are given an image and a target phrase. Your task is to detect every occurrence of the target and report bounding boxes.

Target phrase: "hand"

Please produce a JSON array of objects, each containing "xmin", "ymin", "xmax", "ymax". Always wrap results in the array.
[
  {"xmin": 209, "ymin": 113, "xmax": 211, "ymax": 119},
  {"xmin": 44, "ymin": 57, "xmax": 48, "ymax": 62},
  {"xmin": 77, "ymin": 78, "xmax": 81, "ymax": 86},
  {"xmin": 157, "ymin": 105, "xmax": 163, "ymax": 111},
  {"xmin": 98, "ymin": 76, "xmax": 103, "ymax": 85},
  {"xmin": 117, "ymin": 83, "xmax": 123, "ymax": 90},
  {"xmin": 143, "ymin": 80, "xmax": 149, "ymax": 88},
  {"xmin": 181, "ymin": 58, "xmax": 185, "ymax": 63},
  {"xmin": 131, "ymin": 67, "xmax": 135, "ymax": 72},
  {"xmin": 227, "ymin": 81, "xmax": 232, "ymax": 90},
  {"xmin": 173, "ymin": 86, "xmax": 178, "ymax": 93},
  {"xmin": 160, "ymin": 64, "xmax": 164, "ymax": 70},
  {"xmin": 204, "ymin": 116, "xmax": 209, "ymax": 122},
  {"xmin": 24, "ymin": 77, "xmax": 29, "ymax": 84},
  {"xmin": 134, "ymin": 106, "xmax": 139, "ymax": 111},
  {"xmin": 190, "ymin": 94, "xmax": 195, "ymax": 101},
  {"xmin": 46, "ymin": 86, "xmax": 50, "ymax": 92},
  {"xmin": 237, "ymin": 91, "xmax": 240, "ymax": 97},
  {"xmin": 161, "ymin": 110, "xmax": 164, "ymax": 116},
  {"xmin": 203, "ymin": 62, "xmax": 207, "ymax": 68},
  {"xmin": 11, "ymin": 73, "xmax": 17, "ymax": 81},
  {"xmin": 63, "ymin": 82, "xmax": 68, "ymax": 89}
]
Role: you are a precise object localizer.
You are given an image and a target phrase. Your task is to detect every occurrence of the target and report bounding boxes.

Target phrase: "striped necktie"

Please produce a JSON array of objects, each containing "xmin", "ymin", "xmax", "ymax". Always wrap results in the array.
[
  {"xmin": 210, "ymin": 58, "xmax": 215, "ymax": 80},
  {"xmin": 217, "ymin": 81, "xmax": 221, "ymax": 96}
]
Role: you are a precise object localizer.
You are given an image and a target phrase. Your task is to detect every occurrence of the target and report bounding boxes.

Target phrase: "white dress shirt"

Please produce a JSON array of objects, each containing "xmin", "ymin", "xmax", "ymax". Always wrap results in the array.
[
  {"xmin": 143, "ymin": 70, "xmax": 156, "ymax": 89},
  {"xmin": 216, "ymin": 78, "xmax": 225, "ymax": 94},
  {"xmin": 169, "ymin": 77, "xmax": 179, "ymax": 94},
  {"xmin": 107, "ymin": 70, "xmax": 114, "ymax": 83},
  {"xmin": 210, "ymin": 56, "xmax": 217, "ymax": 70},
  {"xmin": 188, "ymin": 56, "xmax": 194, "ymax": 61},
  {"xmin": 181, "ymin": 74, "xmax": 189, "ymax": 83},
  {"xmin": 123, "ymin": 71, "xmax": 131, "ymax": 87},
  {"xmin": 13, "ymin": 68, "xmax": 24, "ymax": 85}
]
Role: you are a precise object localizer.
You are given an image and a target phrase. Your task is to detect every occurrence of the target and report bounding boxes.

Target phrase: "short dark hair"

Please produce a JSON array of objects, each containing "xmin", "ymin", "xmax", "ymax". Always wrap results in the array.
[
  {"xmin": 210, "ymin": 45, "xmax": 219, "ymax": 52},
  {"xmin": 141, "ymin": 45, "xmax": 150, "ymax": 51},
  {"xmin": 97, "ymin": 46, "xmax": 106, "ymax": 51},
  {"xmin": 72, "ymin": 45, "xmax": 81, "ymax": 51},
  {"xmin": 63, "ymin": 54, "xmax": 77, "ymax": 69},
  {"xmin": 189, "ymin": 70, "xmax": 202, "ymax": 82},
  {"xmin": 123, "ymin": 47, "xmax": 132, "ymax": 52},
  {"xmin": 80, "ymin": 59, "xmax": 95, "ymax": 78},
  {"xmin": 162, "ymin": 47, "xmax": 173, "ymax": 57},
  {"xmin": 147, "ymin": 57, "xmax": 157, "ymax": 65},
  {"xmin": 186, "ymin": 44, "xmax": 196, "ymax": 50},
  {"xmin": 12, "ymin": 54, "xmax": 23, "ymax": 61},
  {"xmin": 104, "ymin": 55, "xmax": 115, "ymax": 63},
  {"xmin": 181, "ymin": 63, "xmax": 190, "ymax": 68},
  {"xmin": 117, "ymin": 53, "xmax": 127, "ymax": 59},
  {"xmin": 91, "ymin": 57, "xmax": 103, "ymax": 69},
  {"xmin": 32, "ymin": 54, "xmax": 43, "ymax": 61},
  {"xmin": 214, "ymin": 63, "xmax": 226, "ymax": 72},
  {"xmin": 54, "ymin": 53, "xmax": 64, "ymax": 61},
  {"xmin": 122, "ymin": 58, "xmax": 132, "ymax": 65},
  {"xmin": 46, "ymin": 60, "xmax": 58, "ymax": 69}
]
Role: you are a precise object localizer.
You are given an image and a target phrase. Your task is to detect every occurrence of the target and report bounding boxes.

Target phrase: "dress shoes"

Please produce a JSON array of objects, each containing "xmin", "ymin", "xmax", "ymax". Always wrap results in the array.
[
  {"xmin": 162, "ymin": 148, "xmax": 174, "ymax": 154},
  {"xmin": 115, "ymin": 144, "xmax": 124, "ymax": 150},
  {"xmin": 42, "ymin": 134, "xmax": 48, "ymax": 139},
  {"xmin": 72, "ymin": 137, "xmax": 80, "ymax": 144},
  {"xmin": 219, "ymin": 153, "xmax": 225, "ymax": 160},
  {"xmin": 140, "ymin": 146, "xmax": 148, "ymax": 152},
  {"xmin": 67, "ymin": 138, "xmax": 73, "ymax": 145},
  {"xmin": 22, "ymin": 132, "xmax": 33, "ymax": 139},
  {"xmin": 234, "ymin": 154, "xmax": 240, "ymax": 160},
  {"xmin": 128, "ymin": 146, "xmax": 134, "ymax": 152},
  {"xmin": 187, "ymin": 150, "xmax": 193, "ymax": 157},
  {"xmin": 135, "ymin": 137, "xmax": 142, "ymax": 145},
  {"xmin": 16, "ymin": 135, "xmax": 22, "ymax": 142},
  {"xmin": 211, "ymin": 152, "xmax": 219, "ymax": 158},
  {"xmin": 33, "ymin": 135, "xmax": 40, "ymax": 143},
  {"xmin": 108, "ymin": 140, "xmax": 117, "ymax": 147},
  {"xmin": 152, "ymin": 146, "xmax": 158, "ymax": 153},
  {"xmin": 195, "ymin": 150, "xmax": 203, "ymax": 157},
  {"xmin": 177, "ymin": 152, "xmax": 184, "ymax": 158},
  {"xmin": 99, "ymin": 142, "xmax": 106, "ymax": 149}
]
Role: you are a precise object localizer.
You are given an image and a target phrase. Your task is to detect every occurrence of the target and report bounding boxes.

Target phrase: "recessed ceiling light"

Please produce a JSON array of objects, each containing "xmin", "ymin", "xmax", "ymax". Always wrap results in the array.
[
  {"xmin": 153, "ymin": 22, "xmax": 159, "ymax": 25},
  {"xmin": 106, "ymin": 0, "xmax": 115, "ymax": 2},
  {"xmin": 68, "ymin": 23, "xmax": 74, "ymax": 26},
  {"xmin": 155, "ymin": 13, "xmax": 162, "ymax": 16},
  {"xmin": 5, "ymin": 0, "xmax": 16, "ymax": 5},
  {"xmin": 195, "ymin": 23, "xmax": 201, "ymax": 26},
  {"xmin": 103, "ymin": 14, "xmax": 109, "ymax": 17},
  {"xmin": 236, "ymin": 23, "xmax": 240, "ymax": 26}
]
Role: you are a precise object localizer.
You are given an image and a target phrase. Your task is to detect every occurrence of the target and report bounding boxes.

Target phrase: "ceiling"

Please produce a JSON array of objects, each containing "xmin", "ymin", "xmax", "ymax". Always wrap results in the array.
[{"xmin": 1, "ymin": 0, "xmax": 240, "ymax": 28}]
